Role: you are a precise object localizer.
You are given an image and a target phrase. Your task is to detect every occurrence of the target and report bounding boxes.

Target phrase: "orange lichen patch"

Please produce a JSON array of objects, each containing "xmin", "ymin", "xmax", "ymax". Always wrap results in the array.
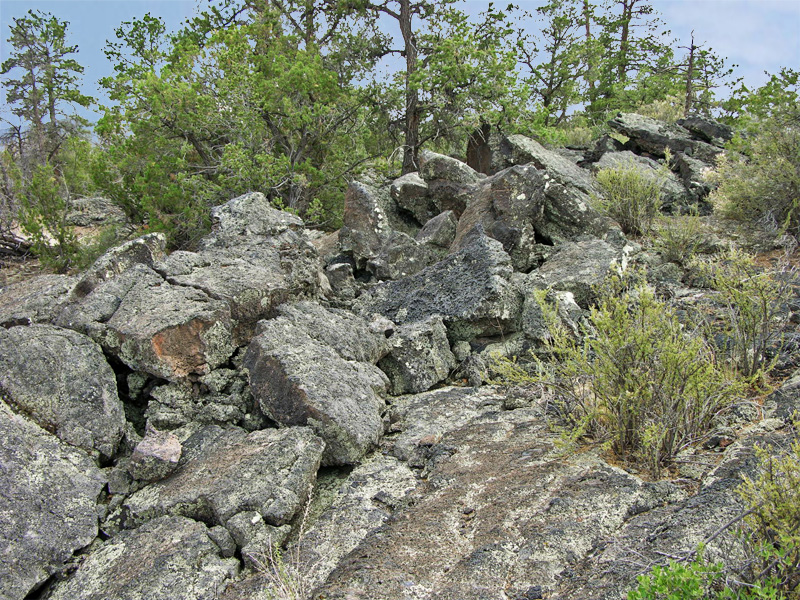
[{"xmin": 151, "ymin": 319, "xmax": 212, "ymax": 378}]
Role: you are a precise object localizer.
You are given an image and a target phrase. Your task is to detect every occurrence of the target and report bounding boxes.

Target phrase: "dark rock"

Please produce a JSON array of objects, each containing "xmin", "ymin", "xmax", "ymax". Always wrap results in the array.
[
  {"xmin": 416, "ymin": 210, "xmax": 458, "ymax": 248},
  {"xmin": 355, "ymin": 229, "xmax": 524, "ymax": 342},
  {"xmin": 378, "ymin": 316, "xmax": 457, "ymax": 395},
  {"xmin": 245, "ymin": 315, "xmax": 388, "ymax": 465},
  {"xmin": 0, "ymin": 324, "xmax": 125, "ymax": 458},
  {"xmin": 609, "ymin": 112, "xmax": 722, "ymax": 163},
  {"xmin": 124, "ymin": 425, "xmax": 323, "ymax": 527},
  {"xmin": 366, "ymin": 230, "xmax": 445, "ymax": 281},
  {"xmin": 339, "ymin": 181, "xmax": 398, "ymax": 270},
  {"xmin": 46, "ymin": 516, "xmax": 239, "ymax": 600},
  {"xmin": 763, "ymin": 367, "xmax": 800, "ymax": 423},
  {"xmin": 72, "ymin": 233, "xmax": 166, "ymax": 299},
  {"xmin": 677, "ymin": 115, "xmax": 734, "ymax": 146},
  {"xmin": 0, "ymin": 401, "xmax": 105, "ymax": 600},
  {"xmin": 325, "ymin": 261, "xmax": 359, "ymax": 301},
  {"xmin": 427, "ymin": 179, "xmax": 475, "ymax": 218},
  {"xmin": 521, "ymin": 288, "xmax": 586, "ymax": 347},
  {"xmin": 672, "ymin": 151, "xmax": 716, "ymax": 205},
  {"xmin": 0, "ymin": 274, "xmax": 77, "ymax": 327},
  {"xmin": 584, "ymin": 134, "xmax": 626, "ymax": 163}
]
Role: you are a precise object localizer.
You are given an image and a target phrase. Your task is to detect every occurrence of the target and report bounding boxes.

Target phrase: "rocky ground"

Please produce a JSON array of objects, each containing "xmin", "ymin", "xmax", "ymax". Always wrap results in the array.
[{"xmin": 1, "ymin": 112, "xmax": 798, "ymax": 600}]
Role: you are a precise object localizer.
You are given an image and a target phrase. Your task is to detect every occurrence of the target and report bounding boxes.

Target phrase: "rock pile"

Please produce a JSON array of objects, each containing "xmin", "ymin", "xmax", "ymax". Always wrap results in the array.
[{"xmin": 1, "ymin": 114, "xmax": 797, "ymax": 600}]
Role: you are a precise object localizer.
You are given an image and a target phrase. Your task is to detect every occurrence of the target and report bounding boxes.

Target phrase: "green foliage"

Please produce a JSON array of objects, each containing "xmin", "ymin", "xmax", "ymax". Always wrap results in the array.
[
  {"xmin": 694, "ymin": 250, "xmax": 794, "ymax": 380},
  {"xmin": 17, "ymin": 163, "xmax": 80, "ymax": 272},
  {"xmin": 711, "ymin": 109, "xmax": 800, "ymax": 240},
  {"xmin": 593, "ymin": 152, "xmax": 670, "ymax": 236},
  {"xmin": 737, "ymin": 437, "xmax": 800, "ymax": 597},
  {"xmin": 656, "ymin": 212, "xmax": 704, "ymax": 265}
]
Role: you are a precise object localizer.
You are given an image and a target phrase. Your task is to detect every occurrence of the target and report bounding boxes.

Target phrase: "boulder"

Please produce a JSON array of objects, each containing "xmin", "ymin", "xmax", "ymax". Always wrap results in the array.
[
  {"xmin": 0, "ymin": 401, "xmax": 105, "ymax": 600},
  {"xmin": 72, "ymin": 233, "xmax": 166, "ymax": 299},
  {"xmin": 275, "ymin": 301, "xmax": 392, "ymax": 364},
  {"xmin": 673, "ymin": 151, "xmax": 716, "ymax": 206},
  {"xmin": 676, "ymin": 115, "xmax": 734, "ymax": 146},
  {"xmin": 378, "ymin": 316, "xmax": 457, "ymax": 395},
  {"xmin": 498, "ymin": 134, "xmax": 599, "ymax": 197},
  {"xmin": 124, "ymin": 425, "xmax": 323, "ymax": 527},
  {"xmin": 390, "ymin": 172, "xmax": 435, "ymax": 225},
  {"xmin": 0, "ymin": 274, "xmax": 77, "ymax": 327},
  {"xmin": 244, "ymin": 317, "xmax": 388, "ymax": 466},
  {"xmin": 416, "ymin": 210, "xmax": 458, "ymax": 248},
  {"xmin": 419, "ymin": 150, "xmax": 483, "ymax": 186},
  {"xmin": 355, "ymin": 228, "xmax": 524, "ymax": 342},
  {"xmin": 521, "ymin": 288, "xmax": 586, "ymax": 347},
  {"xmin": 451, "ymin": 165, "xmax": 545, "ymax": 271},
  {"xmin": 129, "ymin": 427, "xmax": 182, "ymax": 482},
  {"xmin": 64, "ymin": 265, "xmax": 236, "ymax": 382},
  {"xmin": 536, "ymin": 239, "xmax": 635, "ymax": 308},
  {"xmin": 65, "ymin": 196, "xmax": 128, "ymax": 227},
  {"xmin": 46, "ymin": 516, "xmax": 239, "ymax": 600},
  {"xmin": 201, "ymin": 191, "xmax": 304, "ymax": 246},
  {"xmin": 609, "ymin": 112, "xmax": 722, "ymax": 163},
  {"xmin": 0, "ymin": 324, "xmax": 125, "ymax": 458},
  {"xmin": 366, "ymin": 230, "xmax": 445, "ymax": 280},
  {"xmin": 763, "ymin": 367, "xmax": 800, "ymax": 423}
]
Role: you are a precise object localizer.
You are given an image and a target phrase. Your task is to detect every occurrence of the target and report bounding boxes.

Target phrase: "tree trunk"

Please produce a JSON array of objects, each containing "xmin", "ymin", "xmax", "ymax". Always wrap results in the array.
[
  {"xmin": 399, "ymin": 0, "xmax": 420, "ymax": 175},
  {"xmin": 618, "ymin": 0, "xmax": 631, "ymax": 82},
  {"xmin": 583, "ymin": 0, "xmax": 595, "ymax": 94},
  {"xmin": 684, "ymin": 32, "xmax": 696, "ymax": 117}
]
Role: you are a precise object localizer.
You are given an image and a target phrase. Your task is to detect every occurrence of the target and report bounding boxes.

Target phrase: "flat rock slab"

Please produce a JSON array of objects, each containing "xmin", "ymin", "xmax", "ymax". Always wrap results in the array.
[
  {"xmin": 0, "ymin": 401, "xmax": 105, "ymax": 600},
  {"xmin": 124, "ymin": 425, "xmax": 324, "ymax": 527},
  {"xmin": 609, "ymin": 112, "xmax": 721, "ymax": 163},
  {"xmin": 0, "ymin": 324, "xmax": 125, "ymax": 458},
  {"xmin": 313, "ymin": 392, "xmax": 686, "ymax": 600},
  {"xmin": 0, "ymin": 274, "xmax": 77, "ymax": 327},
  {"xmin": 355, "ymin": 229, "xmax": 523, "ymax": 342},
  {"xmin": 245, "ymin": 317, "xmax": 388, "ymax": 466},
  {"xmin": 47, "ymin": 516, "xmax": 239, "ymax": 600}
]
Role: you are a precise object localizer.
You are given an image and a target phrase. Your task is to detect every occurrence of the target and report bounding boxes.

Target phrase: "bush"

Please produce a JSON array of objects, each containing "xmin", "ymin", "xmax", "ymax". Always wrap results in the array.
[
  {"xmin": 693, "ymin": 250, "xmax": 794, "ymax": 380},
  {"xmin": 500, "ymin": 272, "xmax": 744, "ymax": 476},
  {"xmin": 656, "ymin": 212, "xmax": 704, "ymax": 265},
  {"xmin": 594, "ymin": 153, "xmax": 670, "ymax": 237},
  {"xmin": 712, "ymin": 111, "xmax": 800, "ymax": 240}
]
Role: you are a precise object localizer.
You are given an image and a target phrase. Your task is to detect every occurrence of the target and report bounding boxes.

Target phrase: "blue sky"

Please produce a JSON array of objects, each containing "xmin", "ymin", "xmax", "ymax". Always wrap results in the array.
[{"xmin": 1, "ymin": 0, "xmax": 798, "ymax": 126}]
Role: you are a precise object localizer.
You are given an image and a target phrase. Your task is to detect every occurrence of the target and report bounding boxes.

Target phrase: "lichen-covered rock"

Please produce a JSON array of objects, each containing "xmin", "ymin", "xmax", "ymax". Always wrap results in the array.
[
  {"xmin": 65, "ymin": 196, "xmax": 128, "ymax": 227},
  {"xmin": 129, "ymin": 427, "xmax": 182, "ymax": 482},
  {"xmin": 499, "ymin": 134, "xmax": 599, "ymax": 197},
  {"xmin": 536, "ymin": 239, "xmax": 636, "ymax": 308},
  {"xmin": 202, "ymin": 191, "xmax": 304, "ymax": 246},
  {"xmin": 609, "ymin": 112, "xmax": 722, "ymax": 163},
  {"xmin": 390, "ymin": 171, "xmax": 435, "ymax": 225},
  {"xmin": 244, "ymin": 318, "xmax": 388, "ymax": 465},
  {"xmin": 521, "ymin": 288, "xmax": 586, "ymax": 347},
  {"xmin": 673, "ymin": 151, "xmax": 716, "ymax": 205},
  {"xmin": 276, "ymin": 301, "xmax": 391, "ymax": 364},
  {"xmin": 0, "ymin": 324, "xmax": 125, "ymax": 458},
  {"xmin": 416, "ymin": 210, "xmax": 458, "ymax": 248},
  {"xmin": 419, "ymin": 150, "xmax": 483, "ymax": 186},
  {"xmin": 676, "ymin": 115, "xmax": 734, "ymax": 146},
  {"xmin": 0, "ymin": 274, "xmax": 77, "ymax": 327},
  {"xmin": 355, "ymin": 228, "xmax": 523, "ymax": 342},
  {"xmin": 0, "ymin": 401, "xmax": 105, "ymax": 600},
  {"xmin": 378, "ymin": 316, "xmax": 457, "ymax": 395},
  {"xmin": 366, "ymin": 230, "xmax": 445, "ymax": 280},
  {"xmin": 71, "ymin": 233, "xmax": 166, "ymax": 299},
  {"xmin": 46, "ymin": 516, "xmax": 239, "ymax": 600},
  {"xmin": 124, "ymin": 425, "xmax": 323, "ymax": 527},
  {"xmin": 96, "ymin": 268, "xmax": 234, "ymax": 381}
]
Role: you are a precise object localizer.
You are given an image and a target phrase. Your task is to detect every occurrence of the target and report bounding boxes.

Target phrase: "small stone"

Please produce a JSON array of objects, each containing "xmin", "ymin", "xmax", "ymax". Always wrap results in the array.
[{"xmin": 128, "ymin": 427, "xmax": 182, "ymax": 482}]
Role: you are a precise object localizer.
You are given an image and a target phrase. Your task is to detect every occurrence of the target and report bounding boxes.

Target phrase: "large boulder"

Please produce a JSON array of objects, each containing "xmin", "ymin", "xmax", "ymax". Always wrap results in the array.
[
  {"xmin": 390, "ymin": 172, "xmax": 436, "ymax": 225},
  {"xmin": 59, "ymin": 264, "xmax": 235, "ymax": 382},
  {"xmin": 498, "ymin": 134, "xmax": 599, "ymax": 196},
  {"xmin": 71, "ymin": 233, "xmax": 166, "ymax": 299},
  {"xmin": 46, "ymin": 516, "xmax": 239, "ymax": 600},
  {"xmin": 0, "ymin": 401, "xmax": 106, "ymax": 600},
  {"xmin": 609, "ymin": 112, "xmax": 722, "ymax": 163},
  {"xmin": 244, "ymin": 315, "xmax": 388, "ymax": 466},
  {"xmin": 378, "ymin": 316, "xmax": 457, "ymax": 395},
  {"xmin": 124, "ymin": 425, "xmax": 323, "ymax": 527},
  {"xmin": 0, "ymin": 324, "xmax": 125, "ymax": 458},
  {"xmin": 416, "ymin": 210, "xmax": 458, "ymax": 248},
  {"xmin": 676, "ymin": 115, "xmax": 734, "ymax": 146},
  {"xmin": 419, "ymin": 150, "xmax": 483, "ymax": 186},
  {"xmin": 0, "ymin": 274, "xmax": 77, "ymax": 327},
  {"xmin": 536, "ymin": 239, "xmax": 636, "ymax": 308},
  {"xmin": 201, "ymin": 191, "xmax": 304, "ymax": 246},
  {"xmin": 355, "ymin": 229, "xmax": 524, "ymax": 342},
  {"xmin": 65, "ymin": 196, "xmax": 128, "ymax": 227}
]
